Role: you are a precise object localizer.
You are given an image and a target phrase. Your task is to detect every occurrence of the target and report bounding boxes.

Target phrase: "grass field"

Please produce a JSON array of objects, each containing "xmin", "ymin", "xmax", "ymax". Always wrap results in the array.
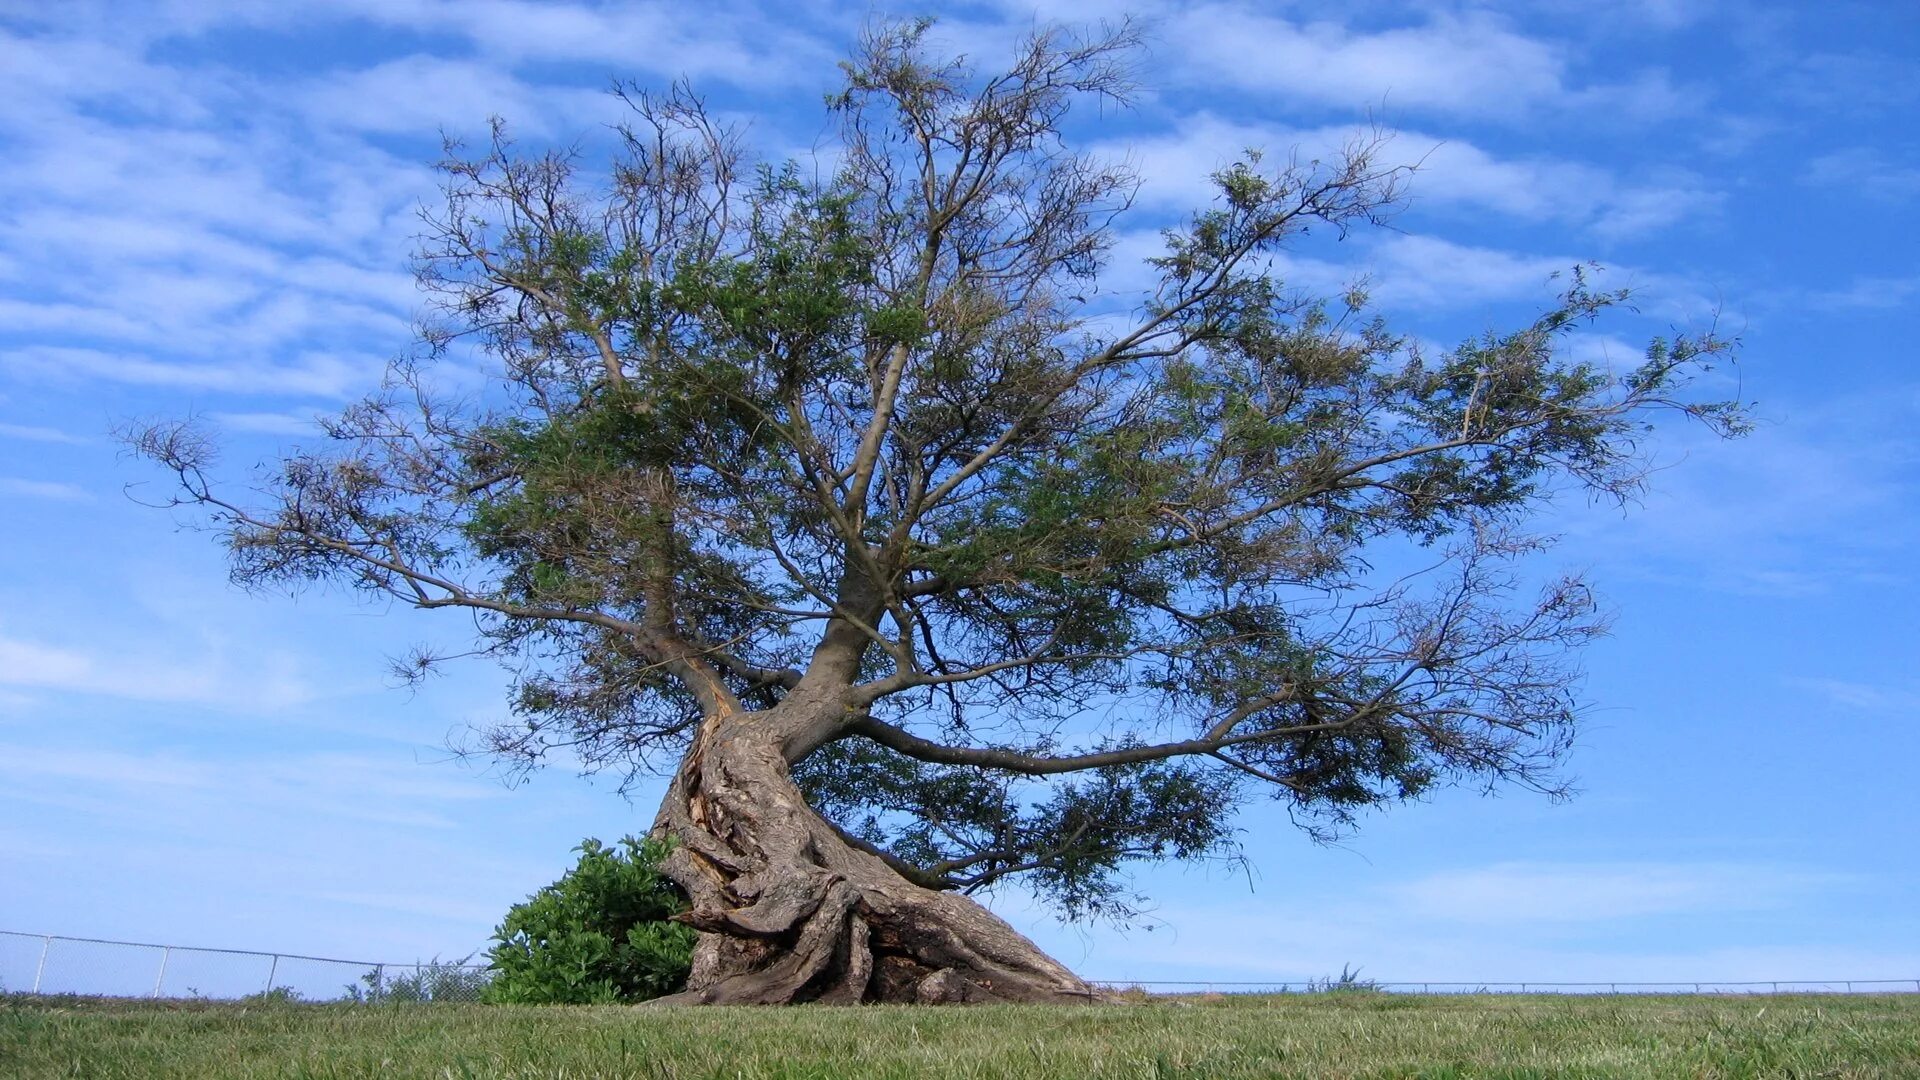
[{"xmin": 3, "ymin": 991, "xmax": 1917, "ymax": 1078}]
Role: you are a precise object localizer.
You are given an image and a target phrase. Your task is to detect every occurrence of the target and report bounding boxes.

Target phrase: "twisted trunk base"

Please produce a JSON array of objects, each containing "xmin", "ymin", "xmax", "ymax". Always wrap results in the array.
[{"xmin": 650, "ymin": 712, "xmax": 1104, "ymax": 1005}]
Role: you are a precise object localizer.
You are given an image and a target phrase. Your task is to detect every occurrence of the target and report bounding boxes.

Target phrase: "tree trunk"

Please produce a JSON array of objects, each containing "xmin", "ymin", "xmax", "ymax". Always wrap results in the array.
[{"xmin": 649, "ymin": 703, "xmax": 1105, "ymax": 1005}]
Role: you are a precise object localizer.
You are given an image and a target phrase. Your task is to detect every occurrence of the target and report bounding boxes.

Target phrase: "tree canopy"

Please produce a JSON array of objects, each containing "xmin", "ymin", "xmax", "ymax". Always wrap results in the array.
[{"xmin": 133, "ymin": 20, "xmax": 1746, "ymax": 934}]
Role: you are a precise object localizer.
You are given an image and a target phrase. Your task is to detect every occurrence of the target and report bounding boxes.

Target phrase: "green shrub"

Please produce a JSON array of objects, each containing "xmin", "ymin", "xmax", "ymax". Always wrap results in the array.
[{"xmin": 483, "ymin": 836, "xmax": 696, "ymax": 1004}]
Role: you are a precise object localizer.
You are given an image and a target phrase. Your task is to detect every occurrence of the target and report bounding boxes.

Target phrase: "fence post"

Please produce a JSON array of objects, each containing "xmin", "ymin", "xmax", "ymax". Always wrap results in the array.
[
  {"xmin": 264, "ymin": 954, "xmax": 280, "ymax": 994},
  {"xmin": 31, "ymin": 936, "xmax": 51, "ymax": 994},
  {"xmin": 152, "ymin": 947, "xmax": 171, "ymax": 999},
  {"xmin": 373, "ymin": 963, "xmax": 385, "ymax": 1003}
]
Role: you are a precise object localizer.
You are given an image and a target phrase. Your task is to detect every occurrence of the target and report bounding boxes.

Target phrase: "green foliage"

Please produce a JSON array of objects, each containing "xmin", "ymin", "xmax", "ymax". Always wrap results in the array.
[
  {"xmin": 342, "ymin": 959, "xmax": 493, "ymax": 1004},
  {"xmin": 483, "ymin": 837, "xmax": 695, "ymax": 1004},
  {"xmin": 796, "ymin": 741, "xmax": 1239, "ymax": 921}
]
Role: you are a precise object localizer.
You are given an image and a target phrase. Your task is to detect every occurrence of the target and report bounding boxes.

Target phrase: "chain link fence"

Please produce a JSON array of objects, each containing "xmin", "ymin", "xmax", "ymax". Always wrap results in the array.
[
  {"xmin": 5, "ymin": 930, "xmax": 1916, "ymax": 1002},
  {"xmin": 0, "ymin": 931, "xmax": 492, "ymax": 1003}
]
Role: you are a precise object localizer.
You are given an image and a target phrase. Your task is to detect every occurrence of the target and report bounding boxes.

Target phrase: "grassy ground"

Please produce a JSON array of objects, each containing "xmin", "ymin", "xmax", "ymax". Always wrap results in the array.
[{"xmin": 3, "ymin": 991, "xmax": 1917, "ymax": 1079}]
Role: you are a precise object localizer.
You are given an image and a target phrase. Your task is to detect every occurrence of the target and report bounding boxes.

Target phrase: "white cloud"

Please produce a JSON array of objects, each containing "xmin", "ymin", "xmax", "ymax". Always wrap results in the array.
[
  {"xmin": 0, "ymin": 477, "xmax": 93, "ymax": 502},
  {"xmin": 1169, "ymin": 8, "xmax": 1567, "ymax": 119}
]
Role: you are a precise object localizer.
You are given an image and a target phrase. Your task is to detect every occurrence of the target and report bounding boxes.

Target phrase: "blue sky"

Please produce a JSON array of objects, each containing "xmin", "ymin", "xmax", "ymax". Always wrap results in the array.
[{"xmin": 1, "ymin": 0, "xmax": 1915, "ymax": 990}]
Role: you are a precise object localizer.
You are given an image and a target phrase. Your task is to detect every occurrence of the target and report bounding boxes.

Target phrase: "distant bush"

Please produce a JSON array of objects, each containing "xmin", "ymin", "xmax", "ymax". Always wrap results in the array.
[
  {"xmin": 342, "ymin": 958, "xmax": 492, "ymax": 1004},
  {"xmin": 386, "ymin": 959, "xmax": 493, "ymax": 1003},
  {"xmin": 1307, "ymin": 964, "xmax": 1382, "ymax": 994},
  {"xmin": 483, "ymin": 836, "xmax": 696, "ymax": 1004}
]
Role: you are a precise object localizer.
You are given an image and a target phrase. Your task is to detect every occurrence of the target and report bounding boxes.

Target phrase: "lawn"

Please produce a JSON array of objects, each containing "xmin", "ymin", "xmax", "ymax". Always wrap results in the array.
[{"xmin": 3, "ymin": 991, "xmax": 1917, "ymax": 1078}]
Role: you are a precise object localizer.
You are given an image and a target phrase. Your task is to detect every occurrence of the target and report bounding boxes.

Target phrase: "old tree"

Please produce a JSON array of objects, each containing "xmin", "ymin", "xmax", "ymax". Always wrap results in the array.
[{"xmin": 134, "ymin": 24, "xmax": 1745, "ymax": 1004}]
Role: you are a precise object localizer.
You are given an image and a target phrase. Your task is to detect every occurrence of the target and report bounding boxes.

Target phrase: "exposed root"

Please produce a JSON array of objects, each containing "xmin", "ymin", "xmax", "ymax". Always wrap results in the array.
[{"xmin": 652, "ymin": 719, "xmax": 1107, "ymax": 1005}]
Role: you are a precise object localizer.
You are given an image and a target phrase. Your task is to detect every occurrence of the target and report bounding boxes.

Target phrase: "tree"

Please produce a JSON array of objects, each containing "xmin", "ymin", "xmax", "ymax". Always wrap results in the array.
[{"xmin": 129, "ymin": 21, "xmax": 1746, "ymax": 1004}]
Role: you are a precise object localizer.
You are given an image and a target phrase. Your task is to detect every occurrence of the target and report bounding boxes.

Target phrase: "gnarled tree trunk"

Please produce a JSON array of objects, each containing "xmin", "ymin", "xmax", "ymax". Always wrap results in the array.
[{"xmin": 649, "ymin": 698, "xmax": 1105, "ymax": 1005}]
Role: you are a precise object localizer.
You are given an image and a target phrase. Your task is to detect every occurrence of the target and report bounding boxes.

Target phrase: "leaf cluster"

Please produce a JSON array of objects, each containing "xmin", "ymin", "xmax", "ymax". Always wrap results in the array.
[{"xmin": 483, "ymin": 836, "xmax": 696, "ymax": 1004}]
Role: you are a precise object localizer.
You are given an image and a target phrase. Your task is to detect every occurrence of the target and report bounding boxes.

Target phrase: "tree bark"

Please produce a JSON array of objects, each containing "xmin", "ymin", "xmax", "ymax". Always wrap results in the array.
[{"xmin": 648, "ymin": 702, "xmax": 1106, "ymax": 1005}]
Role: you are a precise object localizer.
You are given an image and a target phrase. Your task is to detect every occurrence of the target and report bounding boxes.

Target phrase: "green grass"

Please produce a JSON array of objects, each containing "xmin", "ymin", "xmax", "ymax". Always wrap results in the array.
[{"xmin": 3, "ymin": 992, "xmax": 1917, "ymax": 1078}]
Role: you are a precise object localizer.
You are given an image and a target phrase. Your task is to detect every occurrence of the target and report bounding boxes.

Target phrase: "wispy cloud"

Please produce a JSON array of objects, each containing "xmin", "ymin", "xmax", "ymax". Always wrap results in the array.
[
  {"xmin": 208, "ymin": 410, "xmax": 327, "ymax": 436},
  {"xmin": 1099, "ymin": 116, "xmax": 1720, "ymax": 241},
  {"xmin": 2, "ymin": 346, "xmax": 383, "ymax": 398},
  {"xmin": 1164, "ymin": 7, "xmax": 1695, "ymax": 125},
  {"xmin": 0, "ymin": 422, "xmax": 87, "ymax": 444},
  {"xmin": 1479, "ymin": 0, "xmax": 1719, "ymax": 32},
  {"xmin": 0, "ymin": 477, "xmax": 92, "ymax": 502},
  {"xmin": 0, "ymin": 630, "xmax": 311, "ymax": 709},
  {"xmin": 118, "ymin": 0, "xmax": 842, "ymax": 89},
  {"xmin": 1392, "ymin": 861, "xmax": 1844, "ymax": 923},
  {"xmin": 0, "ymin": 27, "xmax": 429, "ymax": 405},
  {"xmin": 1012, "ymin": 858, "xmax": 1878, "ymax": 984},
  {"xmin": 1, "ymin": 742, "xmax": 503, "ymax": 833},
  {"xmin": 318, "ymin": 890, "xmax": 504, "ymax": 927},
  {"xmin": 1779, "ymin": 51, "xmax": 1920, "ymax": 112},
  {"xmin": 1788, "ymin": 678, "xmax": 1920, "ymax": 713},
  {"xmin": 1168, "ymin": 8, "xmax": 1565, "ymax": 118},
  {"xmin": 1803, "ymin": 148, "xmax": 1920, "ymax": 203},
  {"xmin": 1560, "ymin": 384, "xmax": 1920, "ymax": 596},
  {"xmin": 1806, "ymin": 273, "xmax": 1920, "ymax": 311},
  {"xmin": 1289, "ymin": 233, "xmax": 1577, "ymax": 311},
  {"xmin": 293, "ymin": 55, "xmax": 618, "ymax": 139}
]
